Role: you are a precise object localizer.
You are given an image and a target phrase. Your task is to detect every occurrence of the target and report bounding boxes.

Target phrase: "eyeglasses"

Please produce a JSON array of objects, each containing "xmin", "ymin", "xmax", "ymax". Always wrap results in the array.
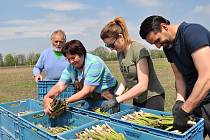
[{"xmin": 105, "ymin": 38, "xmax": 117, "ymax": 49}]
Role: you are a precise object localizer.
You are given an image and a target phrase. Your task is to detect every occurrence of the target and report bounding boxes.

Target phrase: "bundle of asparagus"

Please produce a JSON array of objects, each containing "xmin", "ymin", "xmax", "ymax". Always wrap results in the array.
[
  {"xmin": 35, "ymin": 124, "xmax": 74, "ymax": 134},
  {"xmin": 92, "ymin": 107, "xmax": 110, "ymax": 116},
  {"xmin": 75, "ymin": 123, "xmax": 126, "ymax": 140},
  {"xmin": 121, "ymin": 110, "xmax": 196, "ymax": 132},
  {"xmin": 50, "ymin": 98, "xmax": 67, "ymax": 118}
]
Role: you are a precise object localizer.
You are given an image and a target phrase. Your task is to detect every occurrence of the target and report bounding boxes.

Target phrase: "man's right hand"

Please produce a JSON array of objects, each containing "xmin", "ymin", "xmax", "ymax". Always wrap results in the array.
[
  {"xmin": 34, "ymin": 75, "xmax": 43, "ymax": 83},
  {"xmin": 172, "ymin": 100, "xmax": 184, "ymax": 115}
]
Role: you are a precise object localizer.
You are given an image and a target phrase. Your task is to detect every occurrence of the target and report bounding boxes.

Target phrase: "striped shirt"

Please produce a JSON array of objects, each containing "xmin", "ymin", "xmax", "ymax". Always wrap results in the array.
[{"xmin": 60, "ymin": 53, "xmax": 117, "ymax": 93}]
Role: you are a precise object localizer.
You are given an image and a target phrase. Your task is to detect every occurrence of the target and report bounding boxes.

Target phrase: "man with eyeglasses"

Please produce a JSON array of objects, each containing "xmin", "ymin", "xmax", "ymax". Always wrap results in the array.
[{"xmin": 33, "ymin": 29, "xmax": 68, "ymax": 82}]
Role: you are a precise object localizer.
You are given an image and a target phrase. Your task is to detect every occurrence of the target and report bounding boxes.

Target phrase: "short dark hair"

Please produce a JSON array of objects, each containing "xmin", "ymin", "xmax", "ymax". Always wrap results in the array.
[
  {"xmin": 139, "ymin": 15, "xmax": 170, "ymax": 39},
  {"xmin": 61, "ymin": 40, "xmax": 86, "ymax": 57}
]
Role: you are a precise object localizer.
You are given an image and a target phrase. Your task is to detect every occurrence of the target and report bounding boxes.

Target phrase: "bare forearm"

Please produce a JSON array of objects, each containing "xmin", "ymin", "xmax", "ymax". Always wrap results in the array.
[
  {"xmin": 66, "ymin": 90, "xmax": 87, "ymax": 103},
  {"xmin": 66, "ymin": 85, "xmax": 95, "ymax": 103},
  {"xmin": 115, "ymin": 82, "xmax": 126, "ymax": 96},
  {"xmin": 182, "ymin": 77, "xmax": 210, "ymax": 113},
  {"xmin": 45, "ymin": 85, "xmax": 62, "ymax": 99},
  {"xmin": 183, "ymin": 46, "xmax": 210, "ymax": 113},
  {"xmin": 116, "ymin": 83, "xmax": 147, "ymax": 103},
  {"xmin": 171, "ymin": 63, "xmax": 186, "ymax": 101},
  {"xmin": 116, "ymin": 58, "xmax": 149, "ymax": 103},
  {"xmin": 175, "ymin": 79, "xmax": 186, "ymax": 101},
  {"xmin": 45, "ymin": 82, "xmax": 68, "ymax": 99}
]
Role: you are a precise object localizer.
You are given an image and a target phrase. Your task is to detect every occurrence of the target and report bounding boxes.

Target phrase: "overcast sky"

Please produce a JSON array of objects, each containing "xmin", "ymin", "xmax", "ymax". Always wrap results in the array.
[{"xmin": 0, "ymin": 0, "xmax": 210, "ymax": 56}]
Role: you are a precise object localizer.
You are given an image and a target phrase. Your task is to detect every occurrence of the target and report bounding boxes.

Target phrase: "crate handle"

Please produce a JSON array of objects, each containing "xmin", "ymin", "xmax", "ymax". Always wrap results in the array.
[
  {"xmin": 8, "ymin": 100, "xmax": 27, "ymax": 107},
  {"xmin": 187, "ymin": 127, "xmax": 200, "ymax": 139},
  {"xmin": 33, "ymin": 113, "xmax": 45, "ymax": 118}
]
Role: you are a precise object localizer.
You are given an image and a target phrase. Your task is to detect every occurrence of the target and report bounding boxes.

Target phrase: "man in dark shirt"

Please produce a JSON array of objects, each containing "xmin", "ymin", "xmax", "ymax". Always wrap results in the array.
[{"xmin": 139, "ymin": 15, "xmax": 210, "ymax": 137}]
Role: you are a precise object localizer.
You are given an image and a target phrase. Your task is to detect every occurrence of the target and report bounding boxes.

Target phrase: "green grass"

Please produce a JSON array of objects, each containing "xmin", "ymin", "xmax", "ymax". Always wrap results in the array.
[
  {"xmin": 0, "ymin": 66, "xmax": 37, "ymax": 103},
  {"xmin": 0, "ymin": 59, "xmax": 175, "ymax": 112},
  {"xmin": 151, "ymin": 59, "xmax": 176, "ymax": 112}
]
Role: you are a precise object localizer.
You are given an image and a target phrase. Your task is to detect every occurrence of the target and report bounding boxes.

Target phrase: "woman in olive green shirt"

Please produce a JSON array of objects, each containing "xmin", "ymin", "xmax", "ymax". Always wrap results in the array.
[{"xmin": 100, "ymin": 17, "xmax": 165, "ymax": 112}]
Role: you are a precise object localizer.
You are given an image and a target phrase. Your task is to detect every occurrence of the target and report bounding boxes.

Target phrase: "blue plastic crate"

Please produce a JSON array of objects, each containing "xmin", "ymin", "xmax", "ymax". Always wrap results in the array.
[
  {"xmin": 57, "ymin": 120, "xmax": 169, "ymax": 140},
  {"xmin": 111, "ymin": 107, "xmax": 204, "ymax": 140},
  {"xmin": 18, "ymin": 110, "xmax": 97, "ymax": 140},
  {"xmin": 70, "ymin": 100, "xmax": 136, "ymax": 119},
  {"xmin": 38, "ymin": 80, "xmax": 75, "ymax": 101},
  {"xmin": 0, "ymin": 129, "xmax": 15, "ymax": 140},
  {"xmin": 0, "ymin": 99, "xmax": 43, "ymax": 138}
]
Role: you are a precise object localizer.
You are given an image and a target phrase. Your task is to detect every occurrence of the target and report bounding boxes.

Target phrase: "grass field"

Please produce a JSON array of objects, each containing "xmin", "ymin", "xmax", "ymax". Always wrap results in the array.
[{"xmin": 0, "ymin": 58, "xmax": 175, "ymax": 112}]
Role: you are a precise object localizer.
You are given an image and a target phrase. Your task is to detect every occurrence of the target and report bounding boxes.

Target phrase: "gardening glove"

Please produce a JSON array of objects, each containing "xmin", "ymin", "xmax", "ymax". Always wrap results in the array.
[
  {"xmin": 81, "ymin": 100, "xmax": 90, "ymax": 110},
  {"xmin": 173, "ymin": 108, "xmax": 189, "ymax": 132},
  {"xmin": 101, "ymin": 97, "xmax": 119, "ymax": 112},
  {"xmin": 172, "ymin": 100, "xmax": 184, "ymax": 115},
  {"xmin": 112, "ymin": 103, "xmax": 120, "ymax": 113}
]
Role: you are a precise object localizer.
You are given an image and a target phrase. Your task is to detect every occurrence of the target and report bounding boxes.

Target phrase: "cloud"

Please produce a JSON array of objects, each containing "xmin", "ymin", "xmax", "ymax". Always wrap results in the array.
[
  {"xmin": 193, "ymin": 4, "xmax": 210, "ymax": 15},
  {"xmin": 0, "ymin": 13, "xmax": 101, "ymax": 40},
  {"xmin": 128, "ymin": 0, "xmax": 162, "ymax": 7},
  {"xmin": 31, "ymin": 1, "xmax": 86, "ymax": 11},
  {"xmin": 97, "ymin": 6, "xmax": 115, "ymax": 19}
]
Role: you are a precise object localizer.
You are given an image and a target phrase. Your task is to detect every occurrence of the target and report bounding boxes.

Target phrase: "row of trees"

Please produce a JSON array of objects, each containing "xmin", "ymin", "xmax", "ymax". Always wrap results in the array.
[
  {"xmin": 0, "ymin": 53, "xmax": 40, "ymax": 67},
  {"xmin": 90, "ymin": 46, "xmax": 166, "ymax": 60},
  {"xmin": 0, "ymin": 48, "xmax": 165, "ymax": 67}
]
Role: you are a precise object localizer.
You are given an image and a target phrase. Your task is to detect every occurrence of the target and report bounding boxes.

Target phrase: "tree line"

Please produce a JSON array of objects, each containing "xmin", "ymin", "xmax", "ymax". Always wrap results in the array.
[
  {"xmin": 0, "ymin": 53, "xmax": 40, "ymax": 67},
  {"xmin": 0, "ymin": 47, "xmax": 165, "ymax": 67}
]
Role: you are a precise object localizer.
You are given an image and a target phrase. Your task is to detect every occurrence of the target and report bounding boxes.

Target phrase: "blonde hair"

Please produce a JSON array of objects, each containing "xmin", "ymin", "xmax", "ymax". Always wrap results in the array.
[
  {"xmin": 51, "ymin": 29, "xmax": 66, "ymax": 41},
  {"xmin": 100, "ymin": 17, "xmax": 132, "ymax": 45}
]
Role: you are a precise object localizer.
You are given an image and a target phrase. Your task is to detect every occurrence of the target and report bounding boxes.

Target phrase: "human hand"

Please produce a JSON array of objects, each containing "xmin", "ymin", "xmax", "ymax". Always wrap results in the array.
[
  {"xmin": 173, "ymin": 108, "xmax": 189, "ymax": 132},
  {"xmin": 43, "ymin": 96, "xmax": 53, "ymax": 115},
  {"xmin": 81, "ymin": 100, "xmax": 90, "ymax": 109},
  {"xmin": 172, "ymin": 100, "xmax": 184, "ymax": 115},
  {"xmin": 112, "ymin": 103, "xmax": 120, "ymax": 113},
  {"xmin": 34, "ymin": 75, "xmax": 43, "ymax": 83},
  {"xmin": 101, "ymin": 98, "xmax": 118, "ymax": 112},
  {"xmin": 49, "ymin": 99, "xmax": 68, "ymax": 118}
]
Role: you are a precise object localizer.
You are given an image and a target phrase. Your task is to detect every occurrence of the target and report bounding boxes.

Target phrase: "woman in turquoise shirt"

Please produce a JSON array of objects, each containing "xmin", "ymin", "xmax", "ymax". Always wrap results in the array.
[{"xmin": 44, "ymin": 40, "xmax": 118, "ymax": 115}]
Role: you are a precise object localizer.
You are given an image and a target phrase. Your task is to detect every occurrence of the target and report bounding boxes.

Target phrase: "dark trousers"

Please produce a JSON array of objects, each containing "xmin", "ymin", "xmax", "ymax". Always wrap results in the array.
[
  {"xmin": 193, "ymin": 101, "xmax": 210, "ymax": 137},
  {"xmin": 133, "ymin": 94, "xmax": 165, "ymax": 111}
]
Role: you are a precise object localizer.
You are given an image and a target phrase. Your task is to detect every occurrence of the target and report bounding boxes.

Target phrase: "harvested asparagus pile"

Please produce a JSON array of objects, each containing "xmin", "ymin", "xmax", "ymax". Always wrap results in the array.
[
  {"xmin": 75, "ymin": 123, "xmax": 126, "ymax": 140},
  {"xmin": 50, "ymin": 98, "xmax": 67, "ymax": 118},
  {"xmin": 121, "ymin": 110, "xmax": 196, "ymax": 132},
  {"xmin": 35, "ymin": 124, "xmax": 74, "ymax": 134},
  {"xmin": 92, "ymin": 107, "xmax": 110, "ymax": 116}
]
